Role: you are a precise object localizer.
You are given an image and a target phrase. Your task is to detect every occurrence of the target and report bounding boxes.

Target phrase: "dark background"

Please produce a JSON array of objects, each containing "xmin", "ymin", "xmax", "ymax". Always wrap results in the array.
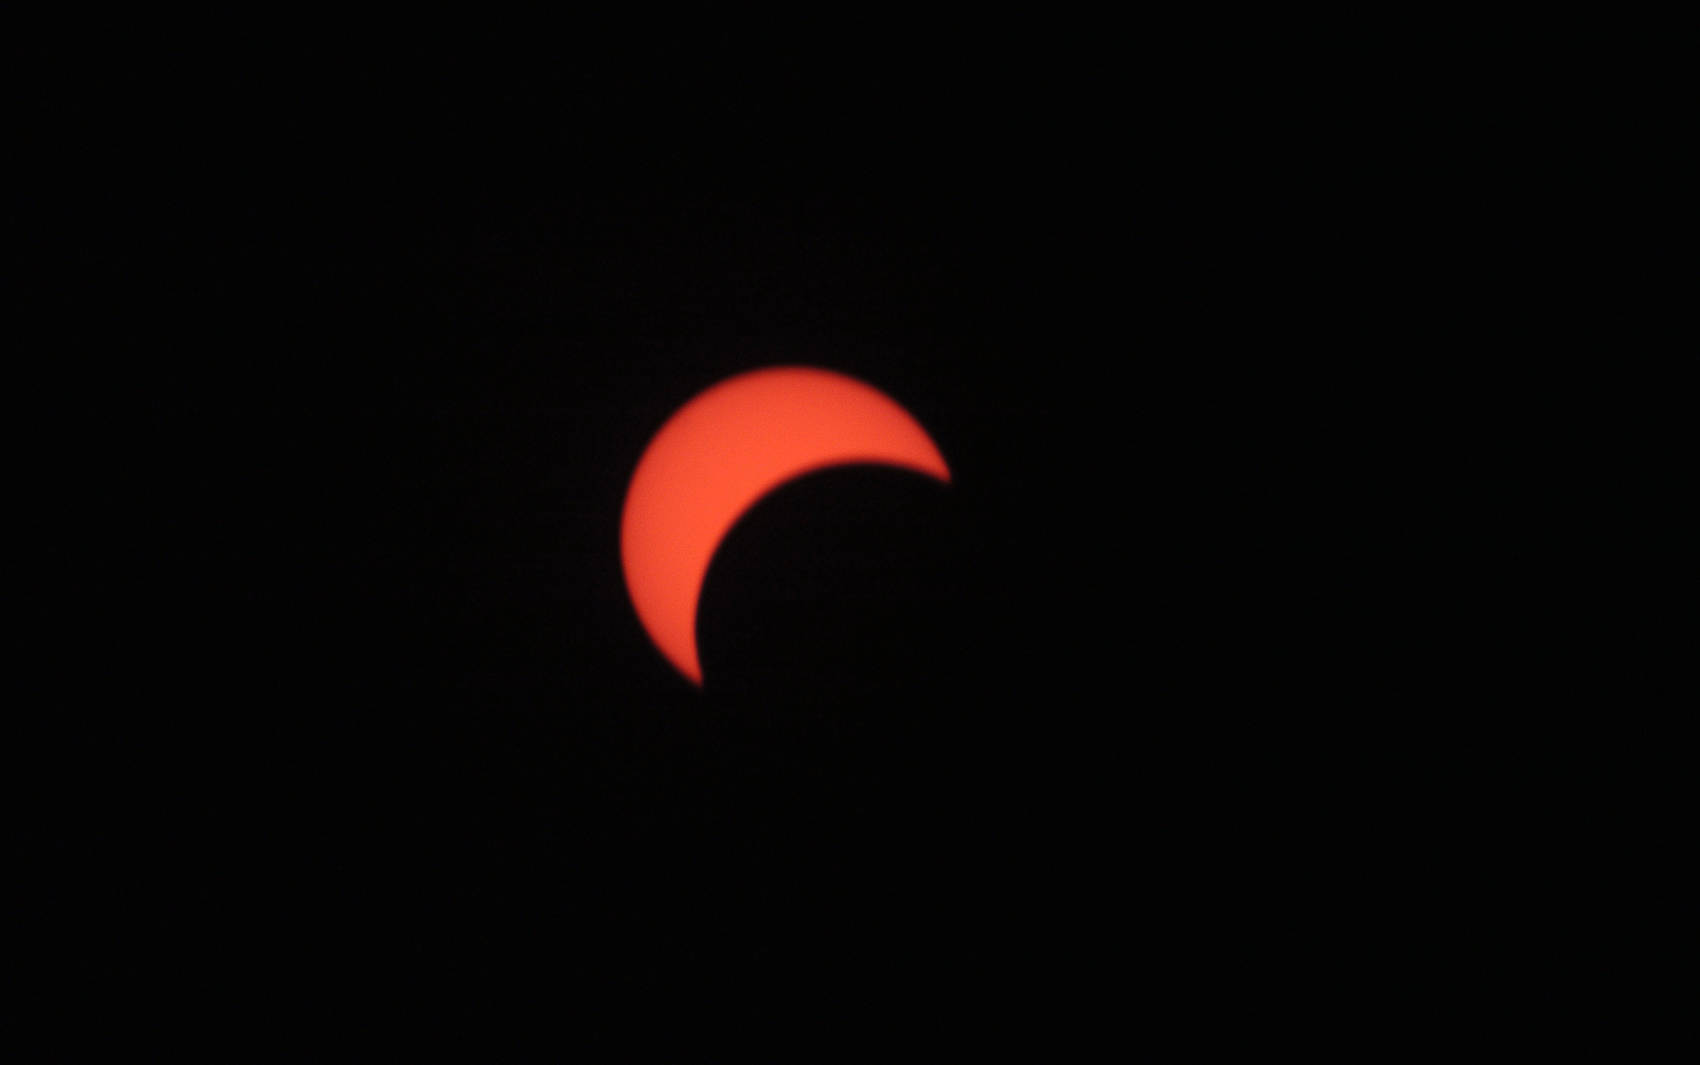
[{"xmin": 5, "ymin": 13, "xmax": 1654, "ymax": 1061}]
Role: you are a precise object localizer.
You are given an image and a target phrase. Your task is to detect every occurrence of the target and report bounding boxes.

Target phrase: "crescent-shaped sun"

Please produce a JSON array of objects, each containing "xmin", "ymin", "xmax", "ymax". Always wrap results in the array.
[{"xmin": 620, "ymin": 366, "xmax": 951, "ymax": 686}]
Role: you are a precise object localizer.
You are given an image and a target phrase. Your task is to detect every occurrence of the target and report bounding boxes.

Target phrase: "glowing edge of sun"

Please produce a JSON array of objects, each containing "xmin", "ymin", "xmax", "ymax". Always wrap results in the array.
[{"xmin": 620, "ymin": 366, "xmax": 950, "ymax": 686}]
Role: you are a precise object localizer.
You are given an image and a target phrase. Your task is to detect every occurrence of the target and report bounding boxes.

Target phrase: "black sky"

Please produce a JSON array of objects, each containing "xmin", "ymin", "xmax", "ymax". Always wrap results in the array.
[{"xmin": 5, "ymin": 14, "xmax": 1633, "ymax": 1060}]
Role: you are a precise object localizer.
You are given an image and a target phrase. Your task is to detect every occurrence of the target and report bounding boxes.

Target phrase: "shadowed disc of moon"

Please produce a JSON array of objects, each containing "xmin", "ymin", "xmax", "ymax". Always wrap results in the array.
[
  {"xmin": 620, "ymin": 366, "xmax": 951, "ymax": 687},
  {"xmin": 700, "ymin": 465, "xmax": 960, "ymax": 703}
]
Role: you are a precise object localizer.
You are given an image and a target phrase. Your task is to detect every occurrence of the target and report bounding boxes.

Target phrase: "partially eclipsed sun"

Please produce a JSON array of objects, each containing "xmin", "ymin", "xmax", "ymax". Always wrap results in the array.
[{"xmin": 620, "ymin": 366, "xmax": 950, "ymax": 686}]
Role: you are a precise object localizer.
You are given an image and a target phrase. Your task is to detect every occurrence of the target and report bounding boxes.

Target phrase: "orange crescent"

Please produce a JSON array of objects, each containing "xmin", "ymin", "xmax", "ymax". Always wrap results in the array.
[{"xmin": 621, "ymin": 366, "xmax": 951, "ymax": 686}]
